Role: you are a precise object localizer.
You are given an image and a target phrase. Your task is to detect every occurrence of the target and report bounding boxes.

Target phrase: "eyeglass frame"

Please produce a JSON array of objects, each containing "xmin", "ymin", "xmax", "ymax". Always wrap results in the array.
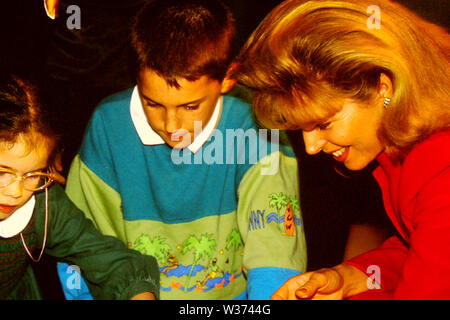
[{"xmin": 0, "ymin": 168, "xmax": 55, "ymax": 191}]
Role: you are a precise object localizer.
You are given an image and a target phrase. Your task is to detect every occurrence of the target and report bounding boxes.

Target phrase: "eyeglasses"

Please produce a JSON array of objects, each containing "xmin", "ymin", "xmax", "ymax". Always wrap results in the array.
[{"xmin": 0, "ymin": 169, "xmax": 54, "ymax": 191}]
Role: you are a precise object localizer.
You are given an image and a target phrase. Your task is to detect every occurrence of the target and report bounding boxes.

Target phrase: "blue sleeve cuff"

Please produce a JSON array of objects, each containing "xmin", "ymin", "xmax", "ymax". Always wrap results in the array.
[
  {"xmin": 57, "ymin": 262, "xmax": 94, "ymax": 300},
  {"xmin": 233, "ymin": 290, "xmax": 248, "ymax": 300},
  {"xmin": 247, "ymin": 267, "xmax": 301, "ymax": 300}
]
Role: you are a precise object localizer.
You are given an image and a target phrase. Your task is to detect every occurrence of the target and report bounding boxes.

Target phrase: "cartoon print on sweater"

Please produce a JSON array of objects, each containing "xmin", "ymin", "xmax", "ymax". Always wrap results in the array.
[
  {"xmin": 132, "ymin": 230, "xmax": 244, "ymax": 294},
  {"xmin": 251, "ymin": 192, "xmax": 303, "ymax": 235},
  {"xmin": 199, "ymin": 258, "xmax": 224, "ymax": 288},
  {"xmin": 225, "ymin": 228, "xmax": 243, "ymax": 274}
]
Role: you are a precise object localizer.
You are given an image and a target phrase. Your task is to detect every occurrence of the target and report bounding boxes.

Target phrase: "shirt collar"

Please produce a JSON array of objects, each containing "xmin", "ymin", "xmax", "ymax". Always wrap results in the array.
[
  {"xmin": 130, "ymin": 86, "xmax": 223, "ymax": 153},
  {"xmin": 0, "ymin": 195, "xmax": 35, "ymax": 238}
]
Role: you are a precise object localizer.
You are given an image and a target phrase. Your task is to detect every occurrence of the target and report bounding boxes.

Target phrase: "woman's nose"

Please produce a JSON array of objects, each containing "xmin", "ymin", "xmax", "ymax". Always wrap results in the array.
[{"xmin": 302, "ymin": 130, "xmax": 327, "ymax": 155}]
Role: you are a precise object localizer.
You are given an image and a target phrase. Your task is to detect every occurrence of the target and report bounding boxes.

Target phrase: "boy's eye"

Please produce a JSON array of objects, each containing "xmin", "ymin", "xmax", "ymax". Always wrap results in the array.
[
  {"xmin": 183, "ymin": 105, "xmax": 199, "ymax": 111},
  {"xmin": 146, "ymin": 102, "xmax": 161, "ymax": 108},
  {"xmin": 142, "ymin": 99, "xmax": 161, "ymax": 107}
]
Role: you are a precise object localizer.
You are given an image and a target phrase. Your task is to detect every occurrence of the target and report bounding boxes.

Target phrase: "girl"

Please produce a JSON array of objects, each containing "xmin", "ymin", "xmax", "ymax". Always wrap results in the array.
[
  {"xmin": 0, "ymin": 74, "xmax": 159, "ymax": 299},
  {"xmin": 234, "ymin": 0, "xmax": 450, "ymax": 299}
]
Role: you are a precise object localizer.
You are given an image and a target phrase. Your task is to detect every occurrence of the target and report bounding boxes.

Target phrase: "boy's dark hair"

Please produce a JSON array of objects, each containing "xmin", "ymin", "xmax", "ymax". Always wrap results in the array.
[
  {"xmin": 0, "ymin": 74, "xmax": 61, "ymax": 167},
  {"xmin": 131, "ymin": 0, "xmax": 235, "ymax": 87}
]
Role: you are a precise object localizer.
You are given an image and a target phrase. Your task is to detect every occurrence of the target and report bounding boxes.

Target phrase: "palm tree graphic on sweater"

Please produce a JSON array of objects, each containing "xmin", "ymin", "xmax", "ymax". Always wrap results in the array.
[
  {"xmin": 225, "ymin": 228, "xmax": 243, "ymax": 273},
  {"xmin": 289, "ymin": 196, "xmax": 300, "ymax": 212},
  {"xmin": 181, "ymin": 233, "xmax": 216, "ymax": 292},
  {"xmin": 269, "ymin": 192, "xmax": 288, "ymax": 230},
  {"xmin": 133, "ymin": 235, "xmax": 171, "ymax": 265},
  {"xmin": 269, "ymin": 192, "xmax": 300, "ymax": 235}
]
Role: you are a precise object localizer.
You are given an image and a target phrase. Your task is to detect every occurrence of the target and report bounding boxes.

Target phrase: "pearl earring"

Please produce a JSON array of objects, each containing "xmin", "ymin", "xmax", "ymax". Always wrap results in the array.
[{"xmin": 383, "ymin": 97, "xmax": 391, "ymax": 109}]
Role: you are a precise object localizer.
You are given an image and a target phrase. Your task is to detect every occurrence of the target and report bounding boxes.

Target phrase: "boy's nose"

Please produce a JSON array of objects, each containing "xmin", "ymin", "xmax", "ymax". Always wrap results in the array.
[
  {"xmin": 3, "ymin": 180, "xmax": 24, "ymax": 199},
  {"xmin": 165, "ymin": 109, "xmax": 180, "ymax": 134},
  {"xmin": 302, "ymin": 130, "xmax": 327, "ymax": 155}
]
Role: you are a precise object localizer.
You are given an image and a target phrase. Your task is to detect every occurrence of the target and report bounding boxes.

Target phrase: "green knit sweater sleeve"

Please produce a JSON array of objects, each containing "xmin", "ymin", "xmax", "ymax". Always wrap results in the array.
[{"xmin": 34, "ymin": 184, "xmax": 160, "ymax": 300}]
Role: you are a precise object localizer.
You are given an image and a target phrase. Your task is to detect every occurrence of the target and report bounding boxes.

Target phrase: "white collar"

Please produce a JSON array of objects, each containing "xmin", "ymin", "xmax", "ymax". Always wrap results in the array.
[
  {"xmin": 0, "ymin": 196, "xmax": 35, "ymax": 238},
  {"xmin": 130, "ymin": 86, "xmax": 223, "ymax": 153}
]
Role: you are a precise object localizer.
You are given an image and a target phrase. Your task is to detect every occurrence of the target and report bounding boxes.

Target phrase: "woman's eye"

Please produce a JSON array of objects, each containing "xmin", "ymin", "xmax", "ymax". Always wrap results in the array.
[{"xmin": 317, "ymin": 122, "xmax": 331, "ymax": 130}]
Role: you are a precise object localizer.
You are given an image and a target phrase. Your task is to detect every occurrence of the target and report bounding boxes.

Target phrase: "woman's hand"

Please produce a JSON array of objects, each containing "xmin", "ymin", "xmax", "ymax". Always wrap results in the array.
[
  {"xmin": 271, "ymin": 264, "xmax": 370, "ymax": 300},
  {"xmin": 271, "ymin": 268, "xmax": 344, "ymax": 300}
]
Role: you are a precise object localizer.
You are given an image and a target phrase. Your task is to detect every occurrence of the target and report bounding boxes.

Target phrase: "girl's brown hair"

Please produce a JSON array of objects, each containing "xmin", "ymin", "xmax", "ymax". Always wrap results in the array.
[
  {"xmin": 0, "ymin": 74, "xmax": 61, "ymax": 167},
  {"xmin": 234, "ymin": 0, "xmax": 450, "ymax": 162}
]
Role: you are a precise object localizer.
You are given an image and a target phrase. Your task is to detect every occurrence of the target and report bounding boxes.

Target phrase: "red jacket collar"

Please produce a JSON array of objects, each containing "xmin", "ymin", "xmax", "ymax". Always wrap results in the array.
[{"xmin": 372, "ymin": 130, "xmax": 450, "ymax": 243}]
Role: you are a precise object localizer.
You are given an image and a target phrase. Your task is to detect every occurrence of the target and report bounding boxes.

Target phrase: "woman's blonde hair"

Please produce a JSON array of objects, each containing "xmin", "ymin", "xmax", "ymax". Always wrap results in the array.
[{"xmin": 234, "ymin": 0, "xmax": 450, "ymax": 162}]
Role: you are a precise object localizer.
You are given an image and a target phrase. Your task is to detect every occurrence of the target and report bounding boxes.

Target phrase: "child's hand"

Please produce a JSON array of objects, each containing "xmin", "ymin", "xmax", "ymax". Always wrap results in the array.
[{"xmin": 131, "ymin": 292, "xmax": 157, "ymax": 300}]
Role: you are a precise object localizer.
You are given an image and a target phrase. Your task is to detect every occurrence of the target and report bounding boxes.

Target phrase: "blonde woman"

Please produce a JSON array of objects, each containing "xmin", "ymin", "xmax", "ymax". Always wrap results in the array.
[{"xmin": 234, "ymin": 0, "xmax": 450, "ymax": 299}]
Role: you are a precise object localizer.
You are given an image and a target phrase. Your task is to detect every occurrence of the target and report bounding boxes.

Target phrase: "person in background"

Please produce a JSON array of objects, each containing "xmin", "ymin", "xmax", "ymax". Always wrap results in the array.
[{"xmin": 43, "ymin": 0, "xmax": 146, "ymax": 174}]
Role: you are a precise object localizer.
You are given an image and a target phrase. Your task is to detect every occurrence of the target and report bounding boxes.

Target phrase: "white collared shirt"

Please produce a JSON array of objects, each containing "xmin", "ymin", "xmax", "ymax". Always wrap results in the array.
[
  {"xmin": 130, "ymin": 86, "xmax": 223, "ymax": 153},
  {"xmin": 0, "ymin": 196, "xmax": 35, "ymax": 238}
]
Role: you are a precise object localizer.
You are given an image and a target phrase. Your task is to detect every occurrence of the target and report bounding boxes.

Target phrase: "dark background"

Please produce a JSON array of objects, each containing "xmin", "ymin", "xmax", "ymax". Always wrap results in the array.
[{"xmin": 0, "ymin": 0, "xmax": 448, "ymax": 300}]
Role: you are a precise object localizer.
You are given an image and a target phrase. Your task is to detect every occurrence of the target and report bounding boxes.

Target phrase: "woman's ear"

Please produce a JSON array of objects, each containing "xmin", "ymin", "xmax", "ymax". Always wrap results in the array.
[
  {"xmin": 220, "ymin": 62, "xmax": 239, "ymax": 94},
  {"xmin": 378, "ymin": 73, "xmax": 394, "ymax": 99}
]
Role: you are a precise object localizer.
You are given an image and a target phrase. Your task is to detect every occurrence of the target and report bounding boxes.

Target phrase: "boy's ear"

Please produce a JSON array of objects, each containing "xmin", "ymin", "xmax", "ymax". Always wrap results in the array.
[
  {"xmin": 220, "ymin": 77, "xmax": 237, "ymax": 94},
  {"xmin": 220, "ymin": 62, "xmax": 239, "ymax": 94}
]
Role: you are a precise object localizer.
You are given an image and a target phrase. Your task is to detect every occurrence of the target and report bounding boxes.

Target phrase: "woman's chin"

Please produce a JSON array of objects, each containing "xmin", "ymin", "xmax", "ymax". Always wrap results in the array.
[{"xmin": 343, "ymin": 159, "xmax": 370, "ymax": 171}]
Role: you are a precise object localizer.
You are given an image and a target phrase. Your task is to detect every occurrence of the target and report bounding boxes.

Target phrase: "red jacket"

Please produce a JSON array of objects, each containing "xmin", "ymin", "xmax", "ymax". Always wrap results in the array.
[{"xmin": 344, "ymin": 130, "xmax": 450, "ymax": 299}]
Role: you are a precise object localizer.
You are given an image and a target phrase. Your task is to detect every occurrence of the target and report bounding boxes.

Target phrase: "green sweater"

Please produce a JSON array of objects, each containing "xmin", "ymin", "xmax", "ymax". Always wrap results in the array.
[{"xmin": 0, "ymin": 184, "xmax": 160, "ymax": 300}]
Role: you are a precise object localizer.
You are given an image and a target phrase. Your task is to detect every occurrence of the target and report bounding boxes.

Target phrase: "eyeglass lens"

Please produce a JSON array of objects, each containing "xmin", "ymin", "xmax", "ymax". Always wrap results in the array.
[{"xmin": 0, "ymin": 171, "xmax": 52, "ymax": 190}]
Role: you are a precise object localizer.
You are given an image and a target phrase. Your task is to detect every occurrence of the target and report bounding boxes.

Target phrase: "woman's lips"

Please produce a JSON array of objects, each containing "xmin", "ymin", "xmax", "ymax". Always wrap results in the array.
[{"xmin": 331, "ymin": 146, "xmax": 350, "ymax": 162}]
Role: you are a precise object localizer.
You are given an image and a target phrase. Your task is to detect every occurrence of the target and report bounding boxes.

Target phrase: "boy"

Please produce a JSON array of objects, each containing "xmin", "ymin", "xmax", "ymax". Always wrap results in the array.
[{"xmin": 61, "ymin": 0, "xmax": 306, "ymax": 299}]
